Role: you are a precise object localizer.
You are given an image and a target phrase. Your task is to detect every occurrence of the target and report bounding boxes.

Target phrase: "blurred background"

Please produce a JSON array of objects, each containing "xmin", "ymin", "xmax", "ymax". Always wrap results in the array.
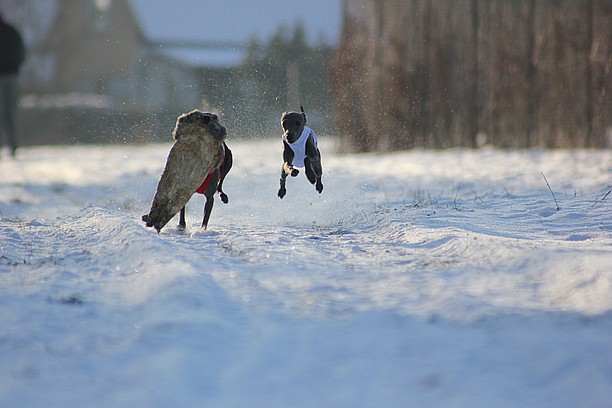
[{"xmin": 1, "ymin": 0, "xmax": 610, "ymax": 150}]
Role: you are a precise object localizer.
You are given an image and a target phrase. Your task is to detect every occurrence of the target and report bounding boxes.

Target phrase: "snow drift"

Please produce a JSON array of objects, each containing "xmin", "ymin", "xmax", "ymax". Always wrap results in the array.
[{"xmin": 0, "ymin": 140, "xmax": 611, "ymax": 407}]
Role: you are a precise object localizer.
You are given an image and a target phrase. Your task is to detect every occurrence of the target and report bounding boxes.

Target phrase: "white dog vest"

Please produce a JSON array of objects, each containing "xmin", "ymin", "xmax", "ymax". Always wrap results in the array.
[{"xmin": 284, "ymin": 126, "xmax": 318, "ymax": 168}]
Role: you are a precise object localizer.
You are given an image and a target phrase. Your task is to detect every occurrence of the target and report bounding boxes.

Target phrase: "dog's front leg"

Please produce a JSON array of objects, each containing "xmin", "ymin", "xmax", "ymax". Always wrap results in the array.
[
  {"xmin": 283, "ymin": 162, "xmax": 299, "ymax": 177},
  {"xmin": 278, "ymin": 142, "xmax": 297, "ymax": 199},
  {"xmin": 278, "ymin": 166, "xmax": 288, "ymax": 199},
  {"xmin": 282, "ymin": 141, "xmax": 299, "ymax": 177},
  {"xmin": 278, "ymin": 164, "xmax": 298, "ymax": 198},
  {"xmin": 217, "ymin": 144, "xmax": 233, "ymax": 204}
]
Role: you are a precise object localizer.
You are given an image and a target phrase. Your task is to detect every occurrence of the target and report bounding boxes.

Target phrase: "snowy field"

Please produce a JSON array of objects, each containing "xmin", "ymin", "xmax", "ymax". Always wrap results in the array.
[{"xmin": 1, "ymin": 138, "xmax": 611, "ymax": 407}]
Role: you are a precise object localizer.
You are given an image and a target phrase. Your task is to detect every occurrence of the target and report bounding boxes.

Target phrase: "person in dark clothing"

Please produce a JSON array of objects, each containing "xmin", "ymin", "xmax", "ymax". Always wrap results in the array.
[{"xmin": 0, "ymin": 12, "xmax": 25, "ymax": 157}]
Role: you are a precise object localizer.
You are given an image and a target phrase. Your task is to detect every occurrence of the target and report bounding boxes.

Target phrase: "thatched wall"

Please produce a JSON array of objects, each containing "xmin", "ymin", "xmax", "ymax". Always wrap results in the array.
[{"xmin": 332, "ymin": 0, "xmax": 611, "ymax": 151}]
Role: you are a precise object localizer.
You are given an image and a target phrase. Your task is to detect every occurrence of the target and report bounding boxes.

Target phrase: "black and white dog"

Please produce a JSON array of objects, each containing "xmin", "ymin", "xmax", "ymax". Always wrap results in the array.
[{"xmin": 277, "ymin": 106, "xmax": 323, "ymax": 199}]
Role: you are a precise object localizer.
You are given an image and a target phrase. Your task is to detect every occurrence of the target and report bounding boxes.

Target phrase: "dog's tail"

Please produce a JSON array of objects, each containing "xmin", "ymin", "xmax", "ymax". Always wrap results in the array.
[{"xmin": 300, "ymin": 105, "xmax": 307, "ymax": 123}]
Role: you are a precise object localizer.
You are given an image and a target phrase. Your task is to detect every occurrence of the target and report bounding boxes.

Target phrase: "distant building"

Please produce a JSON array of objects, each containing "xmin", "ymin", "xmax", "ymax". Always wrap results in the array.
[
  {"xmin": 43, "ymin": 0, "xmax": 204, "ymax": 113},
  {"xmin": 10, "ymin": 0, "xmax": 246, "ymax": 144},
  {"xmin": 6, "ymin": 0, "xmax": 340, "ymax": 144}
]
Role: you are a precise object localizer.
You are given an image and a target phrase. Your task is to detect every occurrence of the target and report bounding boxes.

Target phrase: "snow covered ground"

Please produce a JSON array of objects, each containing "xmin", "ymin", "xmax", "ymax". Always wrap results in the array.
[{"xmin": 1, "ymin": 138, "xmax": 611, "ymax": 407}]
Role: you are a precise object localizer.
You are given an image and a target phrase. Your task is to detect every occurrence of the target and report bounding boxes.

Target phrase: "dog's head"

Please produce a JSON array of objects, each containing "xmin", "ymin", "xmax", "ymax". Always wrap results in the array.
[
  {"xmin": 173, "ymin": 110, "xmax": 227, "ymax": 141},
  {"xmin": 281, "ymin": 110, "xmax": 307, "ymax": 144}
]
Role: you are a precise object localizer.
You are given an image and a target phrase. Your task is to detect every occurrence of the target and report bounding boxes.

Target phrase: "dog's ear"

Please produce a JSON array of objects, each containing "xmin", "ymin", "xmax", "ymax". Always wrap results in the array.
[
  {"xmin": 177, "ymin": 113, "xmax": 190, "ymax": 125},
  {"xmin": 173, "ymin": 113, "xmax": 189, "ymax": 140},
  {"xmin": 300, "ymin": 105, "xmax": 307, "ymax": 124}
]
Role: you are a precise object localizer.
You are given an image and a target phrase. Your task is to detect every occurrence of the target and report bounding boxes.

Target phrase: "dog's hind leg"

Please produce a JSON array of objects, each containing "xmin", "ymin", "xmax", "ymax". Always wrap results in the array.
[
  {"xmin": 201, "ymin": 171, "xmax": 220, "ymax": 229},
  {"xmin": 305, "ymin": 158, "xmax": 316, "ymax": 184},
  {"xmin": 178, "ymin": 206, "xmax": 187, "ymax": 230},
  {"xmin": 313, "ymin": 163, "xmax": 323, "ymax": 194},
  {"xmin": 305, "ymin": 139, "xmax": 323, "ymax": 194},
  {"xmin": 304, "ymin": 159, "xmax": 323, "ymax": 194},
  {"xmin": 201, "ymin": 196, "xmax": 215, "ymax": 229}
]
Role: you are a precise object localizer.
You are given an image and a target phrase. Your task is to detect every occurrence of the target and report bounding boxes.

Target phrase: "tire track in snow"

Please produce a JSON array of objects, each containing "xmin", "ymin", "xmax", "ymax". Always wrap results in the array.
[{"xmin": 160, "ymin": 191, "xmax": 612, "ymax": 320}]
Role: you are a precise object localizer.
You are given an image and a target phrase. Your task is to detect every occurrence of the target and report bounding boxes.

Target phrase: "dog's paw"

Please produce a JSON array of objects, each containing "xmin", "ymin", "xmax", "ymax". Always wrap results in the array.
[
  {"xmin": 220, "ymin": 193, "xmax": 229, "ymax": 204},
  {"xmin": 291, "ymin": 169, "xmax": 299, "ymax": 177},
  {"xmin": 278, "ymin": 187, "xmax": 286, "ymax": 199},
  {"xmin": 141, "ymin": 214, "xmax": 148, "ymax": 223},
  {"xmin": 316, "ymin": 181, "xmax": 323, "ymax": 194}
]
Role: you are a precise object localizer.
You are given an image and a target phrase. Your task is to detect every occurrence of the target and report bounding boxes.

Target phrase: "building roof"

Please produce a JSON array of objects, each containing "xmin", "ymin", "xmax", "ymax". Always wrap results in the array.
[{"xmin": 128, "ymin": 0, "xmax": 342, "ymax": 67}]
